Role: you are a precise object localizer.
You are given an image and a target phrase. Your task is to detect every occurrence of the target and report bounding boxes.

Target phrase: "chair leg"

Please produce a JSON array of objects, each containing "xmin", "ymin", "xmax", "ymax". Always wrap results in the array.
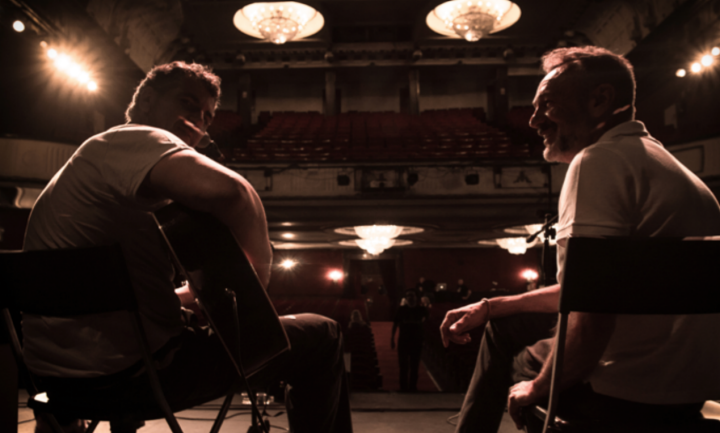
[
  {"xmin": 85, "ymin": 420, "xmax": 100, "ymax": 433},
  {"xmin": 210, "ymin": 390, "xmax": 235, "ymax": 433},
  {"xmin": 109, "ymin": 419, "xmax": 144, "ymax": 433}
]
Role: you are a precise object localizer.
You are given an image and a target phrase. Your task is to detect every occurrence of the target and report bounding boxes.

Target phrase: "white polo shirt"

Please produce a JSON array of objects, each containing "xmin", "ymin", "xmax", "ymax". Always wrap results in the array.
[{"xmin": 556, "ymin": 120, "xmax": 720, "ymax": 404}]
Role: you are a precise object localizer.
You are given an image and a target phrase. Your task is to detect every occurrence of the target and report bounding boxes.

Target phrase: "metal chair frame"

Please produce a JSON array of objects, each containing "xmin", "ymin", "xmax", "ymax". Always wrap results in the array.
[
  {"xmin": 0, "ymin": 244, "xmax": 234, "ymax": 433},
  {"xmin": 536, "ymin": 237, "xmax": 720, "ymax": 433}
]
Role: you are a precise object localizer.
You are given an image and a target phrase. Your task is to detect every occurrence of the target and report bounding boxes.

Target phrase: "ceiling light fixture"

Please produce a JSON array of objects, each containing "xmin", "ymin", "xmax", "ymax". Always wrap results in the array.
[
  {"xmin": 336, "ymin": 225, "xmax": 423, "ymax": 255},
  {"xmin": 233, "ymin": 2, "xmax": 324, "ymax": 45},
  {"xmin": 426, "ymin": 0, "xmax": 521, "ymax": 42}
]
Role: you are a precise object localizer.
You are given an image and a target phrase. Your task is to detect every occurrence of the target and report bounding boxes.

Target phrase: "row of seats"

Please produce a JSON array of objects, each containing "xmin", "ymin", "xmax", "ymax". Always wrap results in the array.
[
  {"xmin": 225, "ymin": 143, "xmax": 536, "ymax": 162},
  {"xmin": 255, "ymin": 109, "xmax": 499, "ymax": 141}
]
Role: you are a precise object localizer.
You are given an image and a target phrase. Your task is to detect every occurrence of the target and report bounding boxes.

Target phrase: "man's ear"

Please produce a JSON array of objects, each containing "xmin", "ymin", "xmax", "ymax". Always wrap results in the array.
[
  {"xmin": 135, "ymin": 87, "xmax": 158, "ymax": 120},
  {"xmin": 588, "ymin": 83, "xmax": 615, "ymax": 118}
]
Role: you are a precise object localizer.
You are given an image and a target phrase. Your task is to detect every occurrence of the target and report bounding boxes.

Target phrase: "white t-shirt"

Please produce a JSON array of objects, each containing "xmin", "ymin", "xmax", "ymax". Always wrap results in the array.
[
  {"xmin": 23, "ymin": 124, "xmax": 192, "ymax": 378},
  {"xmin": 556, "ymin": 120, "xmax": 720, "ymax": 404}
]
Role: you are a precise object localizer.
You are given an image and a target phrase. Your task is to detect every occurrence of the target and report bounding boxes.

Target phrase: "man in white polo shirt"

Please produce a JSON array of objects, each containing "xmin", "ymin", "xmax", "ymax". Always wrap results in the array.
[{"xmin": 441, "ymin": 46, "xmax": 720, "ymax": 432}]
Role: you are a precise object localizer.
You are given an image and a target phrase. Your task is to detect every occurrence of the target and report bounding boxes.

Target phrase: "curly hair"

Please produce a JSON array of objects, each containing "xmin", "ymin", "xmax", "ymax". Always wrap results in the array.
[
  {"xmin": 541, "ymin": 46, "xmax": 635, "ymax": 110},
  {"xmin": 125, "ymin": 61, "xmax": 222, "ymax": 123}
]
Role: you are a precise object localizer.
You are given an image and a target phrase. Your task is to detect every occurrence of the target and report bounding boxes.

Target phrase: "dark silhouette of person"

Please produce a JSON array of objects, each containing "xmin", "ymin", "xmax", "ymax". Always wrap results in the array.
[{"xmin": 391, "ymin": 291, "xmax": 429, "ymax": 392}]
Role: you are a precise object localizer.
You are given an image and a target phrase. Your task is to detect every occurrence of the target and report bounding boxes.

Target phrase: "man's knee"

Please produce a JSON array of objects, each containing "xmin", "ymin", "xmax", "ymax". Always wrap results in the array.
[{"xmin": 280, "ymin": 313, "xmax": 343, "ymax": 351}]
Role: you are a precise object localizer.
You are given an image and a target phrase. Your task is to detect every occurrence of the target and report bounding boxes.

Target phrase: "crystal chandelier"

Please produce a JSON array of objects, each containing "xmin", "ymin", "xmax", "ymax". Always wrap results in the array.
[
  {"xmin": 233, "ymin": 2, "xmax": 324, "ymax": 45},
  {"xmin": 426, "ymin": 0, "xmax": 521, "ymax": 42},
  {"xmin": 496, "ymin": 237, "xmax": 532, "ymax": 255},
  {"xmin": 336, "ymin": 225, "xmax": 423, "ymax": 255}
]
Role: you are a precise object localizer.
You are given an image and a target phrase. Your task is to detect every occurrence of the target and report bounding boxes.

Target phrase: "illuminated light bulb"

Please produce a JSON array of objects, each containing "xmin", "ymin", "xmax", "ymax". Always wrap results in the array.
[
  {"xmin": 13, "ymin": 20, "xmax": 25, "ymax": 32},
  {"xmin": 87, "ymin": 81, "xmax": 98, "ymax": 91},
  {"xmin": 713, "ymin": 47, "xmax": 720, "ymax": 56},
  {"xmin": 521, "ymin": 269, "xmax": 538, "ymax": 281},
  {"xmin": 691, "ymin": 62, "xmax": 702, "ymax": 73},
  {"xmin": 328, "ymin": 270, "xmax": 343, "ymax": 281},
  {"xmin": 701, "ymin": 54, "xmax": 713, "ymax": 67},
  {"xmin": 676, "ymin": 68, "xmax": 686, "ymax": 78},
  {"xmin": 78, "ymin": 72, "xmax": 90, "ymax": 83},
  {"xmin": 47, "ymin": 49, "xmax": 58, "ymax": 59},
  {"xmin": 280, "ymin": 259, "xmax": 296, "ymax": 269},
  {"xmin": 68, "ymin": 63, "xmax": 82, "ymax": 78},
  {"xmin": 39, "ymin": 41, "xmax": 48, "ymax": 49},
  {"xmin": 55, "ymin": 55, "xmax": 70, "ymax": 70}
]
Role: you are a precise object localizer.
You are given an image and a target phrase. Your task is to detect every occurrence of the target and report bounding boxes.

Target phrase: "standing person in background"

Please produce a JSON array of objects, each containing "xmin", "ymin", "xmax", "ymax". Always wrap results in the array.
[
  {"xmin": 391, "ymin": 290, "xmax": 429, "ymax": 392},
  {"xmin": 457, "ymin": 279, "xmax": 471, "ymax": 301}
]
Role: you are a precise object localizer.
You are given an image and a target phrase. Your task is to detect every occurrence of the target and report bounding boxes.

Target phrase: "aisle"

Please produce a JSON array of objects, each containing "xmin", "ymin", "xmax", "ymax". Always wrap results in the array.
[{"xmin": 370, "ymin": 321, "xmax": 440, "ymax": 392}]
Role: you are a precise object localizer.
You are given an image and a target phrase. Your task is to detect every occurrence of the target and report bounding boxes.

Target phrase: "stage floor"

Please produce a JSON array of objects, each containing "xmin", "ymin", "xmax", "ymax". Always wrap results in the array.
[{"xmin": 17, "ymin": 390, "xmax": 522, "ymax": 433}]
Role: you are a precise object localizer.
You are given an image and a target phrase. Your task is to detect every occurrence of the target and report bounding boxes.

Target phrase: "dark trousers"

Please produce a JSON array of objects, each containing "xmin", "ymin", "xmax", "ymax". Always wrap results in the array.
[
  {"xmin": 42, "ymin": 313, "xmax": 353, "ymax": 433},
  {"xmin": 454, "ymin": 313, "xmax": 707, "ymax": 433},
  {"xmin": 397, "ymin": 339, "xmax": 422, "ymax": 391}
]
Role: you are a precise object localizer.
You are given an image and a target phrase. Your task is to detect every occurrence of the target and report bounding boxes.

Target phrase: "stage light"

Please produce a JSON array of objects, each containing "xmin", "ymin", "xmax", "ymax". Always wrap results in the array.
[
  {"xmin": 328, "ymin": 270, "xmax": 343, "ymax": 282},
  {"xmin": 691, "ymin": 62, "xmax": 702, "ymax": 73},
  {"xmin": 676, "ymin": 68, "xmax": 686, "ymax": 78},
  {"xmin": 701, "ymin": 54, "xmax": 713, "ymax": 67},
  {"xmin": 47, "ymin": 48, "xmax": 57, "ymax": 59},
  {"xmin": 13, "ymin": 20, "xmax": 25, "ymax": 33},
  {"xmin": 87, "ymin": 81, "xmax": 98, "ymax": 91},
  {"xmin": 713, "ymin": 47, "xmax": 720, "ymax": 56},
  {"xmin": 280, "ymin": 259, "xmax": 297, "ymax": 269},
  {"xmin": 521, "ymin": 269, "xmax": 538, "ymax": 281},
  {"xmin": 281, "ymin": 233, "xmax": 295, "ymax": 239}
]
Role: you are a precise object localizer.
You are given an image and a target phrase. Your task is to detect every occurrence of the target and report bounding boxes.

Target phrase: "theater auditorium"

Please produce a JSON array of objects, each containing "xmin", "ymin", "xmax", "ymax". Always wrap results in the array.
[{"xmin": 2, "ymin": 0, "xmax": 720, "ymax": 432}]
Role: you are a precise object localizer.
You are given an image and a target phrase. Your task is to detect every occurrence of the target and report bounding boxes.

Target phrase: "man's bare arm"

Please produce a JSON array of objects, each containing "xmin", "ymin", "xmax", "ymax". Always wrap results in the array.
[
  {"xmin": 144, "ymin": 150, "xmax": 273, "ymax": 289},
  {"xmin": 440, "ymin": 284, "xmax": 561, "ymax": 347},
  {"xmin": 507, "ymin": 312, "xmax": 616, "ymax": 429}
]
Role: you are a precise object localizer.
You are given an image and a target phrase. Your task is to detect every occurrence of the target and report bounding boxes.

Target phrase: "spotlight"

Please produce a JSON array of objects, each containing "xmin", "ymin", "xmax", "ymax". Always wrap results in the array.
[
  {"xmin": 713, "ymin": 47, "xmax": 720, "ymax": 57},
  {"xmin": 407, "ymin": 172, "xmax": 418, "ymax": 186},
  {"xmin": 676, "ymin": 68, "xmax": 686, "ymax": 78},
  {"xmin": 328, "ymin": 270, "xmax": 343, "ymax": 282},
  {"xmin": 691, "ymin": 62, "xmax": 702, "ymax": 73},
  {"xmin": 701, "ymin": 54, "xmax": 714, "ymax": 67},
  {"xmin": 280, "ymin": 259, "xmax": 297, "ymax": 269},
  {"xmin": 337, "ymin": 174, "xmax": 350, "ymax": 186},
  {"xmin": 521, "ymin": 269, "xmax": 538, "ymax": 281},
  {"xmin": 13, "ymin": 20, "xmax": 25, "ymax": 33},
  {"xmin": 465, "ymin": 173, "xmax": 479, "ymax": 185}
]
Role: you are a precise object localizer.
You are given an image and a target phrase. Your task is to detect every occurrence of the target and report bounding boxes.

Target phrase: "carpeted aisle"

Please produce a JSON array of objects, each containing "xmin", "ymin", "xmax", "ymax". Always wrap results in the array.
[{"xmin": 371, "ymin": 321, "xmax": 440, "ymax": 392}]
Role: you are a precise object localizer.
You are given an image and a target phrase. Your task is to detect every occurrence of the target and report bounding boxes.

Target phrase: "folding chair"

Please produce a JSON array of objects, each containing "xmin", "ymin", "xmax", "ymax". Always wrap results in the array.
[
  {"xmin": 0, "ymin": 244, "xmax": 234, "ymax": 433},
  {"xmin": 526, "ymin": 237, "xmax": 720, "ymax": 433}
]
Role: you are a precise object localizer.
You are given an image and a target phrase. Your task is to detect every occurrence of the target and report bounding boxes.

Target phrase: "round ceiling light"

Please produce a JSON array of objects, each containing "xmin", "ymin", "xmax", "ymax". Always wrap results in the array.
[
  {"xmin": 335, "ymin": 225, "xmax": 423, "ymax": 255},
  {"xmin": 426, "ymin": 0, "xmax": 521, "ymax": 42},
  {"xmin": 233, "ymin": 2, "xmax": 324, "ymax": 45}
]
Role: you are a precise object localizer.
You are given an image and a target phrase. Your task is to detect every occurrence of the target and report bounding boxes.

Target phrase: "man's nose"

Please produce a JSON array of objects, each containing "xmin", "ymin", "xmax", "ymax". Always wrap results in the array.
[{"xmin": 529, "ymin": 108, "xmax": 543, "ymax": 129}]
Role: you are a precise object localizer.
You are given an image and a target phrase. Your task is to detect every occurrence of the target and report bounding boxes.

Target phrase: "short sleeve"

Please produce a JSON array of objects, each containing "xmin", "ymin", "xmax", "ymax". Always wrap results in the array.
[
  {"xmin": 556, "ymin": 146, "xmax": 635, "ymax": 241},
  {"xmin": 99, "ymin": 126, "xmax": 192, "ymax": 202}
]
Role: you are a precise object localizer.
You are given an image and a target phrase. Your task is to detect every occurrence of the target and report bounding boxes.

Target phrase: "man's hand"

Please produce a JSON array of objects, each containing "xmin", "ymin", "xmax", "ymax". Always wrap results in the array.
[
  {"xmin": 439, "ymin": 300, "xmax": 490, "ymax": 348},
  {"xmin": 508, "ymin": 380, "xmax": 546, "ymax": 430}
]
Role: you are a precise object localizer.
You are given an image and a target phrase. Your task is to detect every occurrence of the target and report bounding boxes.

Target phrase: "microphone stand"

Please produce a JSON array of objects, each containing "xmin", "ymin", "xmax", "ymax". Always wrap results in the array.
[{"xmin": 527, "ymin": 214, "xmax": 558, "ymax": 287}]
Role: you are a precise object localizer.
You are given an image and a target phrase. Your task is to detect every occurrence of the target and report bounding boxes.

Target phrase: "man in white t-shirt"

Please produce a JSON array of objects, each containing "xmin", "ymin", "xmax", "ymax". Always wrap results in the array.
[
  {"xmin": 441, "ymin": 46, "xmax": 720, "ymax": 432},
  {"xmin": 24, "ymin": 62, "xmax": 352, "ymax": 433}
]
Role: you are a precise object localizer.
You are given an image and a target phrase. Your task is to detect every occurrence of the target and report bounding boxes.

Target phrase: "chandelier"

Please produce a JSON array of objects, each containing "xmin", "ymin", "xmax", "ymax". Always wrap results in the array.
[
  {"xmin": 336, "ymin": 225, "xmax": 423, "ymax": 255},
  {"xmin": 478, "ymin": 236, "xmax": 539, "ymax": 255},
  {"xmin": 233, "ymin": 2, "xmax": 324, "ymax": 45},
  {"xmin": 426, "ymin": 0, "xmax": 521, "ymax": 42}
]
